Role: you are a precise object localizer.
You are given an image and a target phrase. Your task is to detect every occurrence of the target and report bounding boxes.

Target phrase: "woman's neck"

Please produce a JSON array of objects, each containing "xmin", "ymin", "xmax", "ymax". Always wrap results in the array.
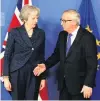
[
  {"xmin": 24, "ymin": 23, "xmax": 33, "ymax": 32},
  {"xmin": 24, "ymin": 23, "xmax": 33, "ymax": 37}
]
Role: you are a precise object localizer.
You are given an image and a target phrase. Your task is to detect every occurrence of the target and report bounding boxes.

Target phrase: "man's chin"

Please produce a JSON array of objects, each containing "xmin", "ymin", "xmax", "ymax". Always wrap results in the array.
[{"xmin": 63, "ymin": 29, "xmax": 67, "ymax": 31}]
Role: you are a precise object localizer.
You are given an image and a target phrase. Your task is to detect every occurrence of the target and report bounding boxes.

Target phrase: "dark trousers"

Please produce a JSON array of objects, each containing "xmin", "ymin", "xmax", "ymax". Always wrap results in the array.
[
  {"xmin": 9, "ymin": 63, "xmax": 40, "ymax": 100},
  {"xmin": 59, "ymin": 78, "xmax": 90, "ymax": 100}
]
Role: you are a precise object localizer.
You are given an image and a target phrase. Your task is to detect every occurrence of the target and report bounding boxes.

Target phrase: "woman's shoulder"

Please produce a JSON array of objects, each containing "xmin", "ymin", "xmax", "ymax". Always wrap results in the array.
[
  {"xmin": 8, "ymin": 26, "xmax": 23, "ymax": 37},
  {"xmin": 9, "ymin": 26, "xmax": 22, "ymax": 32},
  {"xmin": 35, "ymin": 28, "xmax": 45, "ymax": 38},
  {"xmin": 37, "ymin": 28, "xmax": 45, "ymax": 33}
]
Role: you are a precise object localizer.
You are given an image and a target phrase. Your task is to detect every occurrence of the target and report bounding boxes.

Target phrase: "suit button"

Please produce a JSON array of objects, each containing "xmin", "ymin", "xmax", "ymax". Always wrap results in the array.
[{"xmin": 32, "ymin": 48, "xmax": 34, "ymax": 50}]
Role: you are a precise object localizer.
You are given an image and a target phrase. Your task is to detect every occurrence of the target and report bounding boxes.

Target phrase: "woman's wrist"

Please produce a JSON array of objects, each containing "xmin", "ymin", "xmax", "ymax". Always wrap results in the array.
[{"xmin": 3, "ymin": 76, "xmax": 9, "ymax": 79}]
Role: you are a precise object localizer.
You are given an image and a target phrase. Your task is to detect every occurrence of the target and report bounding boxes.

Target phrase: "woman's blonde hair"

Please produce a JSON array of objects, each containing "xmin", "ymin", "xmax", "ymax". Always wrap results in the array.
[{"xmin": 19, "ymin": 5, "xmax": 40, "ymax": 22}]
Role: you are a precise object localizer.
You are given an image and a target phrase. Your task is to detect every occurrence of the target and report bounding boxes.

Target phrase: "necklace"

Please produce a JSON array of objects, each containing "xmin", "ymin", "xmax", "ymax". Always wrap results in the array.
[{"xmin": 26, "ymin": 29, "xmax": 33, "ymax": 37}]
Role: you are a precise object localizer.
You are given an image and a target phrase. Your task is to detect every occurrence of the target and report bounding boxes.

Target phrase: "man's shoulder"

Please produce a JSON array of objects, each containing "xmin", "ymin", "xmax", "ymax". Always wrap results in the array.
[
  {"xmin": 58, "ymin": 30, "xmax": 68, "ymax": 38},
  {"xmin": 81, "ymin": 28, "xmax": 96, "ymax": 42},
  {"xmin": 80, "ymin": 27, "xmax": 95, "ymax": 38},
  {"xmin": 59, "ymin": 30, "xmax": 67, "ymax": 34}
]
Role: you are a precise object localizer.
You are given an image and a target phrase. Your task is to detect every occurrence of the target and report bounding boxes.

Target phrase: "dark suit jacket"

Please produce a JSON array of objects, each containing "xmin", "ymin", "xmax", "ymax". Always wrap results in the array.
[
  {"xmin": 45, "ymin": 27, "xmax": 97, "ymax": 95},
  {"xmin": 3, "ymin": 25, "xmax": 45, "ymax": 79}
]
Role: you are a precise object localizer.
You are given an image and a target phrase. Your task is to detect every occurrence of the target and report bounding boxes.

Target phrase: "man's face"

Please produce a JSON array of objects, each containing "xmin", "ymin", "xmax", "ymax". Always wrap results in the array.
[{"xmin": 60, "ymin": 13, "xmax": 73, "ymax": 32}]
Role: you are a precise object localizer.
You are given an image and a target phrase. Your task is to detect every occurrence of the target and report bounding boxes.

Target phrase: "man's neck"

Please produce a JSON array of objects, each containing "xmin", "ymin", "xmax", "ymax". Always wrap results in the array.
[{"xmin": 68, "ymin": 25, "xmax": 79, "ymax": 34}]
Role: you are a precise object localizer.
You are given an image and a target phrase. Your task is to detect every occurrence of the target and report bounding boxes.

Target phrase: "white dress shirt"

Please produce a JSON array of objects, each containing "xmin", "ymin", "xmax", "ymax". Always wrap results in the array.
[{"xmin": 67, "ymin": 26, "xmax": 80, "ymax": 45}]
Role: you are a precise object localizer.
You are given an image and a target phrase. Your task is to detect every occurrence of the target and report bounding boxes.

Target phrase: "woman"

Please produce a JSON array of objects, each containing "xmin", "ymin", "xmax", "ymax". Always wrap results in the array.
[{"xmin": 3, "ymin": 5, "xmax": 46, "ymax": 100}]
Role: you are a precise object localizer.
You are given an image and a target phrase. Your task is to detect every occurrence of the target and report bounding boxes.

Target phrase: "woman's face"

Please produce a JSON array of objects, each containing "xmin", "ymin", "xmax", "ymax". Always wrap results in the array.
[{"xmin": 25, "ymin": 11, "xmax": 39, "ymax": 29}]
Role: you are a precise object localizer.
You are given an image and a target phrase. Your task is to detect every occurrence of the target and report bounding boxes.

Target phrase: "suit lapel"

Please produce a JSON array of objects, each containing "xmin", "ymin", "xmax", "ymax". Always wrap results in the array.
[
  {"xmin": 30, "ymin": 28, "xmax": 40, "ymax": 48},
  {"xmin": 18, "ymin": 25, "xmax": 32, "ymax": 47},
  {"xmin": 66, "ymin": 27, "xmax": 84, "ymax": 58},
  {"xmin": 18, "ymin": 25, "xmax": 39, "ymax": 48},
  {"xmin": 60, "ymin": 31, "xmax": 67, "ymax": 61}
]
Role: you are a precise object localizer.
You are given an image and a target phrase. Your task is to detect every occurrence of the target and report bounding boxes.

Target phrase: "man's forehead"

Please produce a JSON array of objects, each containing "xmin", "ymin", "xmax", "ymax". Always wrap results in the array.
[{"xmin": 62, "ymin": 13, "xmax": 71, "ymax": 19}]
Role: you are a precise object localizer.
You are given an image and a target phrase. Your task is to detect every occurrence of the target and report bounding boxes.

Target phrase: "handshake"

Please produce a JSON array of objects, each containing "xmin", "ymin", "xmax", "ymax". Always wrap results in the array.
[{"xmin": 33, "ymin": 63, "xmax": 46, "ymax": 76}]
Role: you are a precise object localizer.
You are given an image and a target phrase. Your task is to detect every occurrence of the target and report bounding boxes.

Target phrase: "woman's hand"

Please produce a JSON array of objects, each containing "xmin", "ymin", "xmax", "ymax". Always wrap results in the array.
[
  {"xmin": 3, "ymin": 77, "xmax": 12, "ymax": 91},
  {"xmin": 39, "ymin": 79, "xmax": 46, "ymax": 91}
]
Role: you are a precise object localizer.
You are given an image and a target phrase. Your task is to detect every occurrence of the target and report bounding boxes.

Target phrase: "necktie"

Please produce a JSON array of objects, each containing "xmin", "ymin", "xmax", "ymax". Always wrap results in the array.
[{"xmin": 66, "ymin": 34, "xmax": 72, "ymax": 55}]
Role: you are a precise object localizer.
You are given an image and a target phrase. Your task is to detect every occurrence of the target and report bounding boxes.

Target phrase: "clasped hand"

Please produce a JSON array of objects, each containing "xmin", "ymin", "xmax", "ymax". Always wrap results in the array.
[{"xmin": 33, "ymin": 64, "xmax": 46, "ymax": 76}]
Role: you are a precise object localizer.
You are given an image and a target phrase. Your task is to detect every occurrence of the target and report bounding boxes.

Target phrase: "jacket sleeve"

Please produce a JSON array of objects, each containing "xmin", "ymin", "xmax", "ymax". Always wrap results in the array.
[
  {"xmin": 40, "ymin": 70, "xmax": 48, "ymax": 79},
  {"xmin": 44, "ymin": 32, "xmax": 61, "ymax": 69},
  {"xmin": 38, "ymin": 30, "xmax": 45, "ymax": 63},
  {"xmin": 38, "ymin": 30, "xmax": 48, "ymax": 79},
  {"xmin": 83, "ymin": 33, "xmax": 97, "ymax": 87},
  {"xmin": 3, "ymin": 29, "xmax": 15, "ymax": 76}
]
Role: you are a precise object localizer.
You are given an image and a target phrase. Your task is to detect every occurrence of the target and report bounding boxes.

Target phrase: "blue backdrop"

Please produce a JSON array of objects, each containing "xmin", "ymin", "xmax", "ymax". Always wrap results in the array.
[{"xmin": 1, "ymin": 0, "xmax": 100, "ymax": 100}]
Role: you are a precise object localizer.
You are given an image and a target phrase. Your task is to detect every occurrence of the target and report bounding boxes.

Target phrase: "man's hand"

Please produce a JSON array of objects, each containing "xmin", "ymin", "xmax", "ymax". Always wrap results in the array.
[
  {"xmin": 81, "ymin": 85, "xmax": 92, "ymax": 99},
  {"xmin": 33, "ymin": 63, "xmax": 46, "ymax": 76}
]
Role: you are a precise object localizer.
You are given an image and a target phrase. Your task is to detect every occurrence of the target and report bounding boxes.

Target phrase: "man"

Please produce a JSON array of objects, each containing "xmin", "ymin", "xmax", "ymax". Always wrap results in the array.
[{"xmin": 33, "ymin": 9, "xmax": 97, "ymax": 100}]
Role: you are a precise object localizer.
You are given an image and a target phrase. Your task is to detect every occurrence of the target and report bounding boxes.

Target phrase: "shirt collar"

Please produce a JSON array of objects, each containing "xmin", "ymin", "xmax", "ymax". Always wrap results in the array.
[{"xmin": 71, "ymin": 26, "xmax": 80, "ymax": 37}]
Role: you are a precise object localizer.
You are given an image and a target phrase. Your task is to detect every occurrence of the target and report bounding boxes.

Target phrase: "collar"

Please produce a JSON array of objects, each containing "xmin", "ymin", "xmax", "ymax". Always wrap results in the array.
[{"xmin": 71, "ymin": 26, "xmax": 80, "ymax": 37}]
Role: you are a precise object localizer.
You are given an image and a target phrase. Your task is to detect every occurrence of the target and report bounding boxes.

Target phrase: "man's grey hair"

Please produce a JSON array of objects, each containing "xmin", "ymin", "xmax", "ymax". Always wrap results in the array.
[
  {"xmin": 63, "ymin": 9, "xmax": 80, "ymax": 25},
  {"xmin": 19, "ymin": 5, "xmax": 40, "ymax": 22}
]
